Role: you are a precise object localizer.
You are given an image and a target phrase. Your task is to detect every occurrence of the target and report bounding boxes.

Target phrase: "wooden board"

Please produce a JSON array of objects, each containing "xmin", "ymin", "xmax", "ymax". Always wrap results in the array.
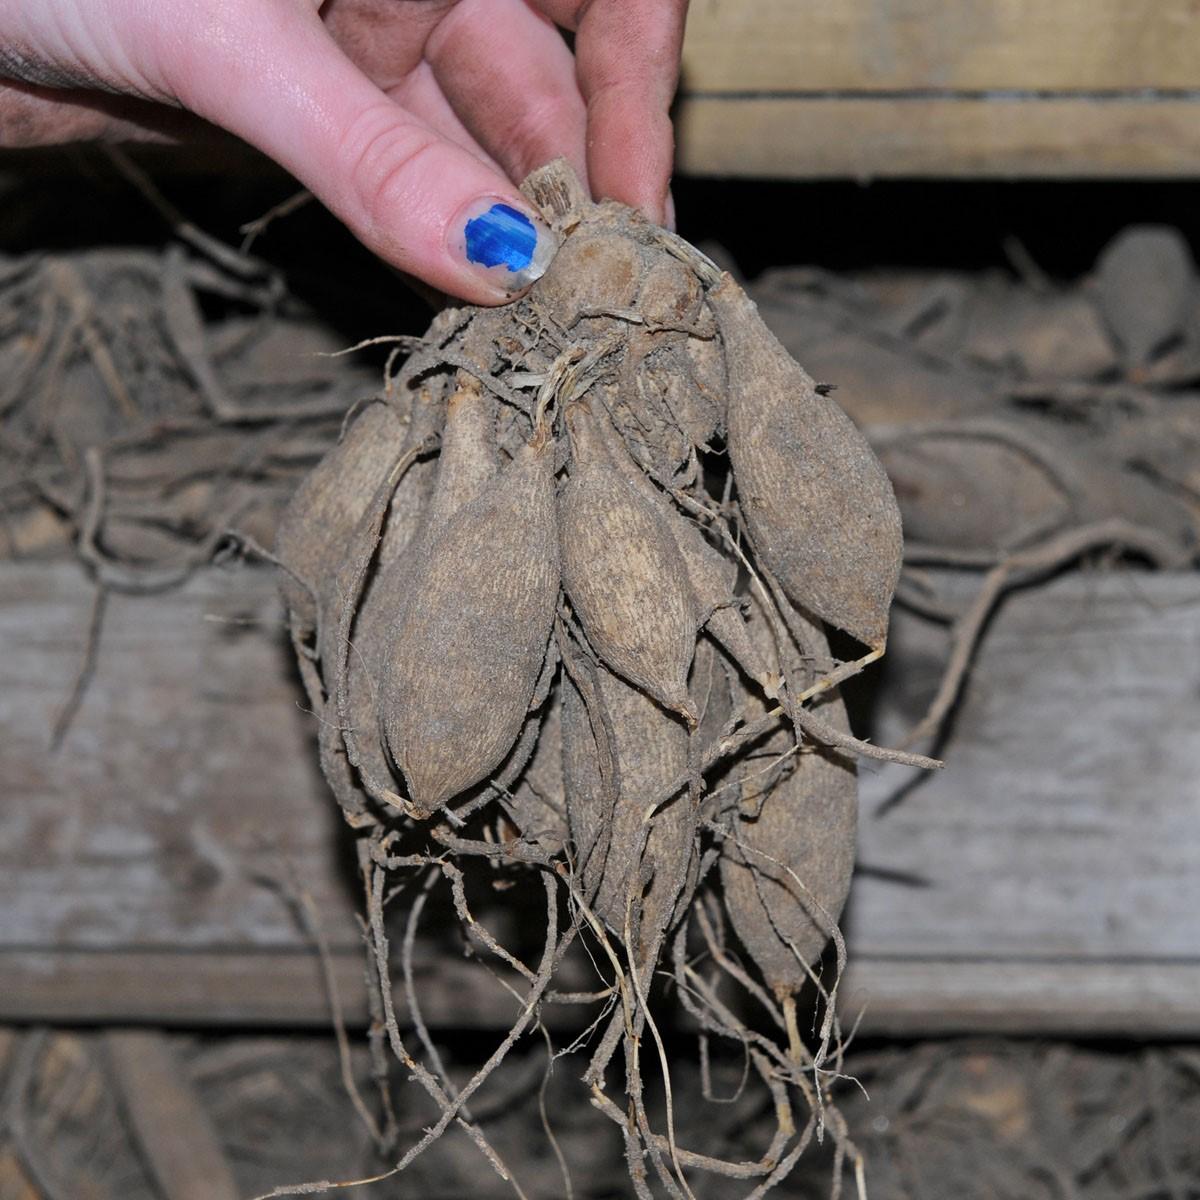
[
  {"xmin": 847, "ymin": 570, "xmax": 1200, "ymax": 1033},
  {"xmin": 674, "ymin": 1, "xmax": 1200, "ymax": 177},
  {"xmin": 681, "ymin": 0, "xmax": 1200, "ymax": 93},
  {"xmin": 675, "ymin": 97, "xmax": 1200, "ymax": 180},
  {"xmin": 0, "ymin": 561, "xmax": 362, "ymax": 1027},
  {"xmin": 1, "ymin": 560, "xmax": 359, "ymax": 955},
  {"xmin": 2, "ymin": 561, "xmax": 1199, "ymax": 1033},
  {"xmin": 852, "ymin": 571, "xmax": 1200, "ymax": 961}
]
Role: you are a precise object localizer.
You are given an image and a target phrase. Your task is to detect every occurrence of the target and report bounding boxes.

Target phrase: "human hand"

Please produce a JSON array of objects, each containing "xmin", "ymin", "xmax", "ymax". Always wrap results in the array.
[{"xmin": 0, "ymin": 0, "xmax": 688, "ymax": 302}]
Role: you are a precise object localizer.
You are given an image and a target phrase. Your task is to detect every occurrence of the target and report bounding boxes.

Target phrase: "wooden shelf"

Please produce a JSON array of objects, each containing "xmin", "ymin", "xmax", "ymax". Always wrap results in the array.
[{"xmin": 676, "ymin": 1, "xmax": 1200, "ymax": 177}]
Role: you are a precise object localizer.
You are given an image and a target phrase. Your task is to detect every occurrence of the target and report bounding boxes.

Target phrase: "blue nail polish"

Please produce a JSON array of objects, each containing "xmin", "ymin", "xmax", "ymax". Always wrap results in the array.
[
  {"xmin": 453, "ymin": 199, "xmax": 557, "ymax": 292},
  {"xmin": 465, "ymin": 203, "xmax": 538, "ymax": 272}
]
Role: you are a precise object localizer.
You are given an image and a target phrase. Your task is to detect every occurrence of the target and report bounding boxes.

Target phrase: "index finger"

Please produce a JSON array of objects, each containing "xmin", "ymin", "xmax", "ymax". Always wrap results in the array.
[{"xmin": 532, "ymin": 0, "xmax": 688, "ymax": 224}]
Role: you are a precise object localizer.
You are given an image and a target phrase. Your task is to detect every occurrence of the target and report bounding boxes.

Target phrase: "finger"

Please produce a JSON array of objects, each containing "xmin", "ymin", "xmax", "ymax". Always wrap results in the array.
[
  {"xmin": 424, "ymin": 0, "xmax": 588, "ymax": 189},
  {"xmin": 386, "ymin": 60, "xmax": 505, "ymax": 173},
  {"xmin": 532, "ymin": 0, "xmax": 688, "ymax": 223},
  {"xmin": 166, "ymin": 1, "xmax": 556, "ymax": 303},
  {"xmin": 318, "ymin": 0, "xmax": 449, "ymax": 88}
]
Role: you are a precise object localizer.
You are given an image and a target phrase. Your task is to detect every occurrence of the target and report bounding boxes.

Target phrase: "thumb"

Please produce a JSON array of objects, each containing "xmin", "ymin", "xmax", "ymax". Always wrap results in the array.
[{"xmin": 168, "ymin": 3, "xmax": 556, "ymax": 303}]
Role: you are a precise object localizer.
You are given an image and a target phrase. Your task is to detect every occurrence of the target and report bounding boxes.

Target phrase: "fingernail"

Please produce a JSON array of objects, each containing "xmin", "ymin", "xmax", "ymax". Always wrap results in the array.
[{"xmin": 450, "ymin": 198, "xmax": 557, "ymax": 294}]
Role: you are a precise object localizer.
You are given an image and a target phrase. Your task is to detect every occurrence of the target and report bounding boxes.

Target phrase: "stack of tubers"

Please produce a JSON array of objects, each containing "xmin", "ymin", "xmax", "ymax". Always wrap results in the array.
[{"xmin": 275, "ymin": 160, "xmax": 916, "ymax": 1184}]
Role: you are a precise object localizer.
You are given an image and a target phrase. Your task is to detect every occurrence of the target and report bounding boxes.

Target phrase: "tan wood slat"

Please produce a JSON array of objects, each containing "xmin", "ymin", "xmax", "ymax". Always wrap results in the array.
[
  {"xmin": 0, "ymin": 950, "xmax": 576, "ymax": 1030},
  {"xmin": 840, "ymin": 960, "xmax": 1200, "ymax": 1036},
  {"xmin": 681, "ymin": 0, "xmax": 1200, "ymax": 94},
  {"xmin": 0, "ymin": 950, "xmax": 364, "ymax": 1026},
  {"xmin": 10, "ymin": 951, "xmax": 1200, "ymax": 1036},
  {"xmin": 675, "ymin": 96, "xmax": 1200, "ymax": 178}
]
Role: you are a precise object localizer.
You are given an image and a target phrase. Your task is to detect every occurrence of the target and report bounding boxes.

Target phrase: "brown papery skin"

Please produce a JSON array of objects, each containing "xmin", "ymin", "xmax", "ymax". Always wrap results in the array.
[
  {"xmin": 668, "ymin": 512, "xmax": 776, "ymax": 696},
  {"xmin": 878, "ymin": 436, "xmax": 1067, "ymax": 553},
  {"xmin": 600, "ymin": 411, "xmax": 773, "ymax": 696},
  {"xmin": 711, "ymin": 273, "xmax": 903, "ymax": 649},
  {"xmin": 381, "ymin": 435, "xmax": 559, "ymax": 814},
  {"xmin": 718, "ymin": 599, "xmax": 858, "ymax": 995},
  {"xmin": 263, "ymin": 162, "xmax": 886, "ymax": 1197},
  {"xmin": 636, "ymin": 255, "xmax": 704, "ymax": 328},
  {"xmin": 360, "ymin": 373, "xmax": 499, "ymax": 786},
  {"xmin": 415, "ymin": 373, "xmax": 496, "ymax": 546},
  {"xmin": 559, "ymin": 404, "xmax": 699, "ymax": 724},
  {"xmin": 376, "ymin": 387, "xmax": 444, "ymax": 572},
  {"xmin": 316, "ymin": 388, "xmax": 442, "ymax": 667},
  {"xmin": 719, "ymin": 729, "xmax": 856, "ymax": 996},
  {"xmin": 1094, "ymin": 226, "xmax": 1194, "ymax": 368},
  {"xmin": 490, "ymin": 639, "xmax": 559, "ymax": 798},
  {"xmin": 662, "ymin": 335, "xmax": 726, "ymax": 450},
  {"xmin": 314, "ymin": 390, "xmax": 442, "ymax": 804},
  {"xmin": 274, "ymin": 399, "xmax": 407, "ymax": 638},
  {"xmin": 562, "ymin": 663, "xmax": 694, "ymax": 972},
  {"xmin": 532, "ymin": 227, "xmax": 642, "ymax": 328}
]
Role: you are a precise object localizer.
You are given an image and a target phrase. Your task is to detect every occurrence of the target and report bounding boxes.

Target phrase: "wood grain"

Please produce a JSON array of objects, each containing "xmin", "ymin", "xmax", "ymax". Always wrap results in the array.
[
  {"xmin": 0, "ymin": 948, "xmax": 591, "ymax": 1030},
  {"xmin": 3, "ymin": 561, "xmax": 1199, "ymax": 1032},
  {"xmin": 841, "ymin": 960, "xmax": 1200, "ymax": 1036},
  {"xmin": 850, "ymin": 570, "xmax": 1200, "ymax": 962},
  {"xmin": 0, "ymin": 560, "xmax": 360, "ymax": 957},
  {"xmin": 681, "ymin": 0, "xmax": 1200, "ymax": 93},
  {"xmin": 674, "ymin": 2, "xmax": 1200, "ymax": 178},
  {"xmin": 4, "ymin": 949, "xmax": 369, "ymax": 1026},
  {"xmin": 675, "ymin": 97, "xmax": 1200, "ymax": 179}
]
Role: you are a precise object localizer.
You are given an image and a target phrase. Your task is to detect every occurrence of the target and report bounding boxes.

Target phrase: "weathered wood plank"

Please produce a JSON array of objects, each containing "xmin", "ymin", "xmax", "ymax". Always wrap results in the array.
[
  {"xmin": 0, "ymin": 560, "xmax": 360, "ymax": 955},
  {"xmin": 675, "ymin": 97, "xmax": 1200, "ymax": 179},
  {"xmin": 0, "ymin": 950, "xmax": 369, "ymax": 1026},
  {"xmin": 850, "ymin": 570, "xmax": 1200, "ymax": 961},
  {"xmin": 681, "ymin": 0, "xmax": 1200, "ymax": 93},
  {"xmin": 12, "ymin": 952, "xmax": 1197, "ymax": 1038},
  {"xmin": 0, "ymin": 949, "xmax": 591, "ymax": 1031},
  {"xmin": 3, "ymin": 561, "xmax": 1200, "ymax": 1032},
  {"xmin": 842, "ymin": 960, "xmax": 1200, "ymax": 1037},
  {"xmin": 675, "ymin": 1, "xmax": 1200, "ymax": 179}
]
